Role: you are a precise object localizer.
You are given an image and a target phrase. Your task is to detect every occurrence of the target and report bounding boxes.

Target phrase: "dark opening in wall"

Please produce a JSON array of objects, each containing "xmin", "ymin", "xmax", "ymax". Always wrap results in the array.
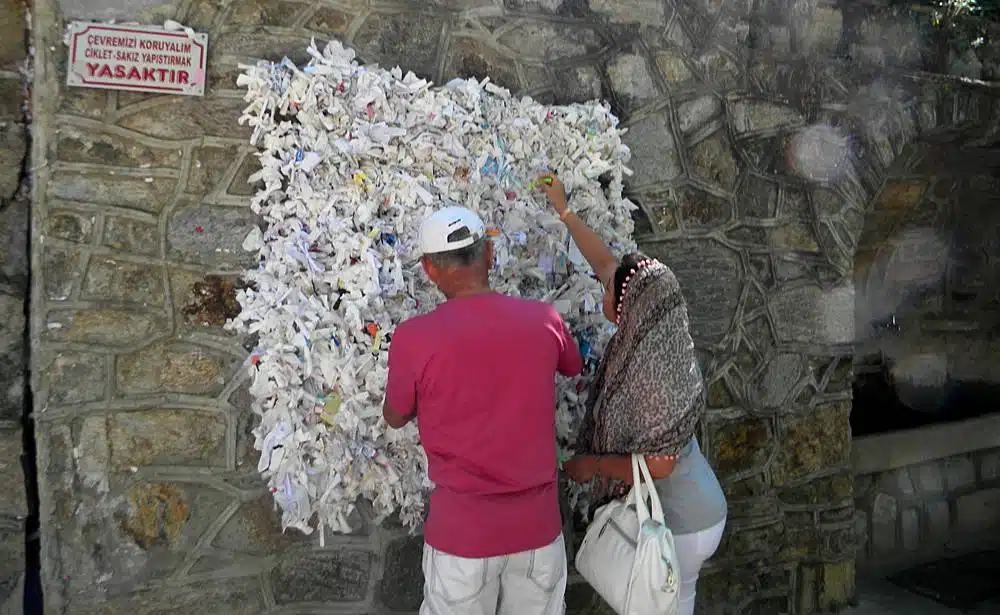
[{"xmin": 851, "ymin": 355, "xmax": 1000, "ymax": 437}]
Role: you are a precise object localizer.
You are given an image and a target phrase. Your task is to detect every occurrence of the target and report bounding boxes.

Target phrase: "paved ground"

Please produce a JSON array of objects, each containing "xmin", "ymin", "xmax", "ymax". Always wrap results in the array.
[{"xmin": 847, "ymin": 580, "xmax": 1000, "ymax": 615}]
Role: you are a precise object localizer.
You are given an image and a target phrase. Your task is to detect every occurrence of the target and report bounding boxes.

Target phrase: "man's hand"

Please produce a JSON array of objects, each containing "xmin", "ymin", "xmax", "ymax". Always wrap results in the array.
[
  {"xmin": 382, "ymin": 400, "xmax": 413, "ymax": 429},
  {"xmin": 563, "ymin": 455, "xmax": 599, "ymax": 483}
]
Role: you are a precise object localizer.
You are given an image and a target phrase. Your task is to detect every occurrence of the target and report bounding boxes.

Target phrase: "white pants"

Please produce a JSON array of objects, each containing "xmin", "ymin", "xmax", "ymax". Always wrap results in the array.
[
  {"xmin": 673, "ymin": 519, "xmax": 727, "ymax": 615},
  {"xmin": 420, "ymin": 534, "xmax": 567, "ymax": 615}
]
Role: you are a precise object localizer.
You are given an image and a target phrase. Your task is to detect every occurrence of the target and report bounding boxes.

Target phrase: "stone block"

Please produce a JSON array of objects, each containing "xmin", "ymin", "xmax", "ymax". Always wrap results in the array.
[
  {"xmin": 736, "ymin": 175, "xmax": 779, "ymax": 220},
  {"xmin": 226, "ymin": 152, "xmax": 264, "ymax": 197},
  {"xmin": 103, "ymin": 216, "xmax": 159, "ymax": 256},
  {"xmin": 304, "ymin": 7, "xmax": 356, "ymax": 39},
  {"xmin": 0, "ymin": 192, "xmax": 27, "ymax": 285},
  {"xmin": 606, "ymin": 53, "xmax": 659, "ymax": 113},
  {"xmin": 81, "ymin": 258, "xmax": 166, "ymax": 305},
  {"xmin": 676, "ymin": 186, "xmax": 733, "ymax": 230},
  {"xmin": 779, "ymin": 472, "xmax": 852, "ymax": 508},
  {"xmin": 171, "ymin": 270, "xmax": 246, "ymax": 331},
  {"xmin": 758, "ymin": 353, "xmax": 802, "ymax": 408},
  {"xmin": 227, "ymin": 0, "xmax": 306, "ymax": 26},
  {"xmin": 943, "ymin": 456, "xmax": 976, "ymax": 492},
  {"xmin": 166, "ymin": 204, "xmax": 260, "ymax": 268},
  {"xmin": 71, "ymin": 577, "xmax": 265, "ymax": 615},
  {"xmin": 709, "ymin": 417, "xmax": 773, "ymax": 479},
  {"xmin": 912, "ymin": 461, "xmax": 944, "ymax": 494},
  {"xmin": 696, "ymin": 49, "xmax": 740, "ymax": 90},
  {"xmin": 497, "ymin": 22, "xmax": 601, "ymax": 62},
  {"xmin": 0, "ymin": 293, "xmax": 24, "ymax": 422},
  {"xmin": 954, "ymin": 488, "xmax": 1000, "ymax": 534},
  {"xmin": 818, "ymin": 560, "xmax": 855, "ymax": 612},
  {"xmin": 0, "ymin": 75, "xmax": 21, "ymax": 121},
  {"xmin": 424, "ymin": 0, "xmax": 501, "ymax": 7},
  {"xmin": 0, "ymin": 430, "xmax": 24, "ymax": 518},
  {"xmin": 377, "ymin": 535, "xmax": 424, "ymax": 611},
  {"xmin": 355, "ymin": 13, "xmax": 445, "ymax": 80},
  {"xmin": 42, "ymin": 352, "xmax": 107, "ymax": 405},
  {"xmin": 979, "ymin": 450, "xmax": 1000, "ymax": 482},
  {"xmin": 115, "ymin": 98, "xmax": 250, "ymax": 141},
  {"xmin": 188, "ymin": 145, "xmax": 243, "ymax": 195},
  {"xmin": 871, "ymin": 492, "xmax": 897, "ymax": 556},
  {"xmin": 44, "ymin": 309, "xmax": 169, "ymax": 348},
  {"xmin": 272, "ymin": 549, "xmax": 375, "ymax": 603},
  {"xmin": 623, "ymin": 113, "xmax": 682, "ymax": 186},
  {"xmin": 118, "ymin": 482, "xmax": 234, "ymax": 554},
  {"xmin": 0, "ymin": 0, "xmax": 25, "ymax": 71},
  {"xmin": 443, "ymin": 38, "xmax": 519, "ymax": 92},
  {"xmin": 42, "ymin": 246, "xmax": 81, "ymax": 301},
  {"xmin": 720, "ymin": 519, "xmax": 781, "ymax": 559},
  {"xmin": 924, "ymin": 499, "xmax": 950, "ymax": 543},
  {"xmin": 551, "ymin": 65, "xmax": 602, "ymax": 105},
  {"xmin": 100, "ymin": 410, "xmax": 226, "ymax": 469},
  {"xmin": 689, "ymin": 131, "xmax": 739, "ymax": 193},
  {"xmin": 55, "ymin": 127, "xmax": 182, "ymax": 168},
  {"xmin": 0, "ymin": 126, "xmax": 26, "ymax": 206},
  {"xmin": 654, "ymin": 51, "xmax": 695, "ymax": 88},
  {"xmin": 878, "ymin": 468, "xmax": 915, "ymax": 498},
  {"xmin": 588, "ymin": 0, "xmax": 665, "ymax": 25},
  {"xmin": 729, "ymin": 98, "xmax": 804, "ymax": 135},
  {"xmin": 117, "ymin": 341, "xmax": 238, "ymax": 397},
  {"xmin": 900, "ymin": 507, "xmax": 920, "ymax": 551},
  {"xmin": 854, "ymin": 510, "xmax": 869, "ymax": 555},
  {"xmin": 0, "ymin": 525, "xmax": 22, "ymax": 610},
  {"xmin": 770, "ymin": 284, "xmax": 853, "ymax": 345},
  {"xmin": 45, "ymin": 209, "xmax": 95, "ymax": 244},
  {"xmin": 677, "ymin": 95, "xmax": 722, "ymax": 136},
  {"xmin": 645, "ymin": 239, "xmax": 740, "ymax": 342},
  {"xmin": 47, "ymin": 173, "xmax": 177, "ymax": 214},
  {"xmin": 212, "ymin": 494, "xmax": 312, "ymax": 554},
  {"xmin": 772, "ymin": 401, "xmax": 850, "ymax": 487}
]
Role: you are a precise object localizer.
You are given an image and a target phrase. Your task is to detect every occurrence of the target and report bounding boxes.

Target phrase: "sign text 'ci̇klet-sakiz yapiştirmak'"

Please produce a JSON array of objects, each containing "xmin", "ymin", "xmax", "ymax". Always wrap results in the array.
[{"xmin": 66, "ymin": 22, "xmax": 208, "ymax": 96}]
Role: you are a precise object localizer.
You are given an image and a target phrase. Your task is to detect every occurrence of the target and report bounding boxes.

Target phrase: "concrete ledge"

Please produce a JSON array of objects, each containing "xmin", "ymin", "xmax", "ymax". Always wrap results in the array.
[{"xmin": 853, "ymin": 413, "xmax": 1000, "ymax": 475}]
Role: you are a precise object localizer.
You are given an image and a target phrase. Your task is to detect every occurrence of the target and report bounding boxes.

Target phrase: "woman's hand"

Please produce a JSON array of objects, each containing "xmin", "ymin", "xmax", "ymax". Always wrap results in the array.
[
  {"xmin": 562, "ymin": 455, "xmax": 599, "ymax": 483},
  {"xmin": 535, "ymin": 172, "xmax": 569, "ymax": 215}
]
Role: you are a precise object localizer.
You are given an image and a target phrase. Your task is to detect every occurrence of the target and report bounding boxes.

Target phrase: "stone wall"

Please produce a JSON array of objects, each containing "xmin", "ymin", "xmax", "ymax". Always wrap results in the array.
[
  {"xmin": 0, "ymin": 0, "xmax": 30, "ymax": 612},
  {"xmin": 855, "ymin": 447, "xmax": 1000, "ymax": 575},
  {"xmin": 27, "ymin": 1, "xmax": 1000, "ymax": 615}
]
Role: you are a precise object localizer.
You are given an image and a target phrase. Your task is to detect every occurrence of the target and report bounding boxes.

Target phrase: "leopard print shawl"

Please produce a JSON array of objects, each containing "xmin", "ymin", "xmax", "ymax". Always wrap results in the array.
[{"xmin": 574, "ymin": 260, "xmax": 705, "ymax": 458}]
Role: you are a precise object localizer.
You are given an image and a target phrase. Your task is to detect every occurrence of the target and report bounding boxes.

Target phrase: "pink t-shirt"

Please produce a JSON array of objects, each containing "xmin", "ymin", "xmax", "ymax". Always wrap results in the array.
[{"xmin": 386, "ymin": 292, "xmax": 583, "ymax": 558}]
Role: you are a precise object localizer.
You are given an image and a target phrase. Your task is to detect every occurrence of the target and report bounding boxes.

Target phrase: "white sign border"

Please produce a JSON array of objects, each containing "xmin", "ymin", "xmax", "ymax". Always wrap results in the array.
[{"xmin": 65, "ymin": 21, "xmax": 209, "ymax": 97}]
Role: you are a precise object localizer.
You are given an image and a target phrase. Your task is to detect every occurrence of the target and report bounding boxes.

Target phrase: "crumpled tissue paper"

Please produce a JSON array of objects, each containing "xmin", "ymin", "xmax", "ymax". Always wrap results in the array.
[{"xmin": 230, "ymin": 38, "xmax": 637, "ymax": 539}]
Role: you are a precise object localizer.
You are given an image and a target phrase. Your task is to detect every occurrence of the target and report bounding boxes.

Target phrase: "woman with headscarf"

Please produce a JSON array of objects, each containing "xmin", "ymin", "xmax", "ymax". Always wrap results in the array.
[{"xmin": 537, "ymin": 174, "xmax": 728, "ymax": 615}]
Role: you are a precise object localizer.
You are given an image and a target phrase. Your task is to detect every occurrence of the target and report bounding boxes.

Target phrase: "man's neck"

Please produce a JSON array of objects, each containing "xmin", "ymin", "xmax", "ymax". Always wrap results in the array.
[{"xmin": 446, "ymin": 284, "xmax": 493, "ymax": 300}]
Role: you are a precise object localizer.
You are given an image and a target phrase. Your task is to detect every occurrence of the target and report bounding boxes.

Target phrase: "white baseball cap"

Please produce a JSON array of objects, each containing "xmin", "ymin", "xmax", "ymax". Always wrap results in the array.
[{"xmin": 419, "ymin": 206, "xmax": 486, "ymax": 255}]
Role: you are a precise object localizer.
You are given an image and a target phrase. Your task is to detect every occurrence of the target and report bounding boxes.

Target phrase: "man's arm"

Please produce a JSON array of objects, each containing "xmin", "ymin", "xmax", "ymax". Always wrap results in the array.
[
  {"xmin": 555, "ymin": 314, "xmax": 583, "ymax": 377},
  {"xmin": 382, "ymin": 399, "xmax": 414, "ymax": 429},
  {"xmin": 383, "ymin": 328, "xmax": 417, "ymax": 429}
]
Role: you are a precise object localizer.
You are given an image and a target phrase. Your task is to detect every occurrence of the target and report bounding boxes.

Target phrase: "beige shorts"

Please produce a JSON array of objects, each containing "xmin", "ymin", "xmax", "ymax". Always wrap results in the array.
[{"xmin": 420, "ymin": 533, "xmax": 567, "ymax": 615}]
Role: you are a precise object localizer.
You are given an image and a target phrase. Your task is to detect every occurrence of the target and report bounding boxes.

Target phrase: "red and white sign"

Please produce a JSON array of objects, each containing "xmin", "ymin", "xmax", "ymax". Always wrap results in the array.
[{"xmin": 66, "ymin": 22, "xmax": 208, "ymax": 97}]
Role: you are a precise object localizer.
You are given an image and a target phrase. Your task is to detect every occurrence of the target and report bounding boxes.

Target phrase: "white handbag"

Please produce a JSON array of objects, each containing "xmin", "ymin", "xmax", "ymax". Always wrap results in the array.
[{"xmin": 574, "ymin": 455, "xmax": 680, "ymax": 615}]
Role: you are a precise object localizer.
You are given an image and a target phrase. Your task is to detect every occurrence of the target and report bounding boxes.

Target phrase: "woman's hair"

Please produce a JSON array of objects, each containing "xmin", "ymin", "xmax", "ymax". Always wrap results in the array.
[{"xmin": 612, "ymin": 252, "xmax": 651, "ymax": 312}]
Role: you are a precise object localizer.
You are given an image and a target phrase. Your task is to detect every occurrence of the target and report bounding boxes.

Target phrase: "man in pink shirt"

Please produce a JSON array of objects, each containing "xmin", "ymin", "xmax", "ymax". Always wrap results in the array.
[{"xmin": 383, "ymin": 205, "xmax": 583, "ymax": 615}]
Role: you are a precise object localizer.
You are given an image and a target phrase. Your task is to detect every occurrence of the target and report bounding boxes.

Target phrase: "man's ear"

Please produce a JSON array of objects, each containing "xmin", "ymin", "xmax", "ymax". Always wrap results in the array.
[{"xmin": 421, "ymin": 256, "xmax": 436, "ymax": 282}]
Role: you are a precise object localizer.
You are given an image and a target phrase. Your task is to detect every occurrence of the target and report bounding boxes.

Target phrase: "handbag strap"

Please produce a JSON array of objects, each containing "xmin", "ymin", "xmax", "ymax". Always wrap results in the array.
[
  {"xmin": 629, "ymin": 455, "xmax": 650, "ymax": 525},
  {"xmin": 636, "ymin": 455, "xmax": 666, "ymax": 525}
]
